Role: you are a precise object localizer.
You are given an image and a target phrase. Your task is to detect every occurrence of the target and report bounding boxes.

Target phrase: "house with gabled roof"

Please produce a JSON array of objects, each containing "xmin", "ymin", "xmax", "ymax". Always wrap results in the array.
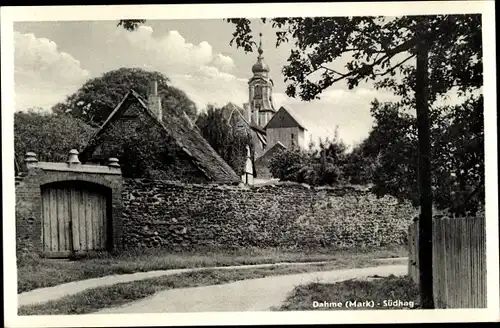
[
  {"xmin": 264, "ymin": 105, "xmax": 307, "ymax": 151},
  {"xmin": 79, "ymin": 82, "xmax": 240, "ymax": 185}
]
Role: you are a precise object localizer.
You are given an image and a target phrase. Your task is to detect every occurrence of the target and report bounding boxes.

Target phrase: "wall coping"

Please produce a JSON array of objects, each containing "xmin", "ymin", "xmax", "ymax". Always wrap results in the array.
[
  {"xmin": 124, "ymin": 178, "xmax": 376, "ymax": 193},
  {"xmin": 36, "ymin": 162, "xmax": 121, "ymax": 175}
]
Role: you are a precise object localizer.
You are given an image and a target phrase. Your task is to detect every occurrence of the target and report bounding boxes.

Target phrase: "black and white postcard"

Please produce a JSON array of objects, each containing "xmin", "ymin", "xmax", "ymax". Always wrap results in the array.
[{"xmin": 2, "ymin": 1, "xmax": 498, "ymax": 326}]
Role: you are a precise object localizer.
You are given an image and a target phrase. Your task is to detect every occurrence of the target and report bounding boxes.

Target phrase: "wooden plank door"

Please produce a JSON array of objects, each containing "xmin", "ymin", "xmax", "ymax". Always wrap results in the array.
[
  {"xmin": 42, "ymin": 183, "xmax": 109, "ymax": 257},
  {"xmin": 71, "ymin": 185, "xmax": 108, "ymax": 252},
  {"xmin": 42, "ymin": 186, "xmax": 72, "ymax": 257}
]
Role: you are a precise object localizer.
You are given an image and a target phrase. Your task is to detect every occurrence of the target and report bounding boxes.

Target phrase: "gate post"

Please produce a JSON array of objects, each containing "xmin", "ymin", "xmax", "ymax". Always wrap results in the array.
[
  {"xmin": 16, "ymin": 149, "xmax": 123, "ymax": 258},
  {"xmin": 24, "ymin": 152, "xmax": 38, "ymax": 170}
]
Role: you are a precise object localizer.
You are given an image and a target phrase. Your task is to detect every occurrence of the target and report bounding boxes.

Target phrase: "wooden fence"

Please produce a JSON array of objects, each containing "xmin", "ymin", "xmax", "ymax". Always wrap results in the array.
[{"xmin": 408, "ymin": 215, "xmax": 487, "ymax": 308}]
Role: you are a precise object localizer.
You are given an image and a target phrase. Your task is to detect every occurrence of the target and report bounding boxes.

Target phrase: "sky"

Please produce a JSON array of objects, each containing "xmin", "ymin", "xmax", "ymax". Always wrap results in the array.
[{"xmin": 14, "ymin": 19, "xmax": 405, "ymax": 148}]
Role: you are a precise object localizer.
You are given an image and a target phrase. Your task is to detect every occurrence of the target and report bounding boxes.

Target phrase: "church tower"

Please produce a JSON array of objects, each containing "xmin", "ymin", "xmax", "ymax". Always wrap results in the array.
[{"xmin": 247, "ymin": 33, "xmax": 276, "ymax": 128}]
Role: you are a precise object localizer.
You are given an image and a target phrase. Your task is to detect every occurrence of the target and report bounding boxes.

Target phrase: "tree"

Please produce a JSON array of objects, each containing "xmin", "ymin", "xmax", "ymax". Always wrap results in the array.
[
  {"xmin": 268, "ymin": 136, "xmax": 348, "ymax": 186},
  {"xmin": 225, "ymin": 15, "xmax": 482, "ymax": 309},
  {"xmin": 14, "ymin": 110, "xmax": 96, "ymax": 164},
  {"xmin": 52, "ymin": 67, "xmax": 198, "ymax": 126},
  {"xmin": 351, "ymin": 95, "xmax": 484, "ymax": 216},
  {"xmin": 268, "ymin": 147, "xmax": 310, "ymax": 182},
  {"xmin": 195, "ymin": 105, "xmax": 253, "ymax": 176}
]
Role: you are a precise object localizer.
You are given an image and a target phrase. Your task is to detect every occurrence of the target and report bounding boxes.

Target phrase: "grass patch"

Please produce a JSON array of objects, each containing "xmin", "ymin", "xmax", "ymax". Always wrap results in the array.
[
  {"xmin": 17, "ymin": 245, "xmax": 407, "ymax": 293},
  {"xmin": 275, "ymin": 275, "xmax": 420, "ymax": 311},
  {"xmin": 18, "ymin": 259, "xmax": 405, "ymax": 315}
]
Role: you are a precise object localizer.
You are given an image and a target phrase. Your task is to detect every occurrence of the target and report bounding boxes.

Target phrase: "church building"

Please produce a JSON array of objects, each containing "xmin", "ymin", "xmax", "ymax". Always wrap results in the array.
[
  {"xmin": 246, "ymin": 33, "xmax": 276, "ymax": 129},
  {"xmin": 241, "ymin": 33, "xmax": 308, "ymax": 182}
]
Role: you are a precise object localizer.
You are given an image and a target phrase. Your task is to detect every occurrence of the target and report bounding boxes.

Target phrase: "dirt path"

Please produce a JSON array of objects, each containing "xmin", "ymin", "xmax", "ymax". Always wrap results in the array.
[
  {"xmin": 20, "ymin": 260, "xmax": 406, "ymax": 307},
  {"xmin": 96, "ymin": 264, "xmax": 407, "ymax": 313}
]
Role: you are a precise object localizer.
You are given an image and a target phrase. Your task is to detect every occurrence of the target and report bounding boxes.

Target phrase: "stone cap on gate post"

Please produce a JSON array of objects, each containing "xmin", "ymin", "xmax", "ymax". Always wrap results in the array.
[
  {"xmin": 23, "ymin": 149, "xmax": 122, "ymax": 176},
  {"xmin": 67, "ymin": 149, "xmax": 81, "ymax": 167},
  {"xmin": 107, "ymin": 157, "xmax": 121, "ymax": 173},
  {"xmin": 24, "ymin": 152, "xmax": 38, "ymax": 170}
]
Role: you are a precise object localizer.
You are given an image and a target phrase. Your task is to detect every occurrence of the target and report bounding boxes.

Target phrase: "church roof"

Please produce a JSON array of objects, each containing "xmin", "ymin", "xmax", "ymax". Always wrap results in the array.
[
  {"xmin": 80, "ymin": 90, "xmax": 240, "ymax": 184},
  {"xmin": 252, "ymin": 58, "xmax": 269, "ymax": 74},
  {"xmin": 256, "ymin": 141, "xmax": 287, "ymax": 162},
  {"xmin": 264, "ymin": 106, "xmax": 307, "ymax": 130},
  {"xmin": 222, "ymin": 102, "xmax": 267, "ymax": 136}
]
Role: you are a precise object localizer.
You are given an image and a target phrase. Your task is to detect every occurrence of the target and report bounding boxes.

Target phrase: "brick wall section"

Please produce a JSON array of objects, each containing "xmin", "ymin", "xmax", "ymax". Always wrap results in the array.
[
  {"xmin": 15, "ymin": 167, "xmax": 123, "ymax": 255},
  {"xmin": 122, "ymin": 179, "xmax": 418, "ymax": 250}
]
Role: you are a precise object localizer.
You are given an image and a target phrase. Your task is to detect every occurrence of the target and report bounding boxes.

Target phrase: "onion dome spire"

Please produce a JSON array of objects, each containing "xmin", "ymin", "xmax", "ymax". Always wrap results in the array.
[{"xmin": 251, "ymin": 33, "xmax": 269, "ymax": 74}]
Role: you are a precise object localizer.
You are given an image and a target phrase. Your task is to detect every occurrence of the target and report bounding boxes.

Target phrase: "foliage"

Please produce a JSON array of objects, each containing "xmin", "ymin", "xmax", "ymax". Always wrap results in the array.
[
  {"xmin": 195, "ymin": 104, "xmax": 253, "ymax": 175},
  {"xmin": 117, "ymin": 19, "xmax": 146, "ymax": 31},
  {"xmin": 266, "ymin": 94, "xmax": 484, "ymax": 216},
  {"xmin": 226, "ymin": 15, "xmax": 481, "ymax": 104},
  {"xmin": 226, "ymin": 16, "xmax": 483, "ymax": 216},
  {"xmin": 352, "ymin": 95, "xmax": 484, "ymax": 215},
  {"xmin": 52, "ymin": 67, "xmax": 198, "ymax": 126},
  {"xmin": 342, "ymin": 145, "xmax": 379, "ymax": 185},
  {"xmin": 121, "ymin": 16, "xmax": 482, "ymax": 101},
  {"xmin": 268, "ymin": 147, "xmax": 310, "ymax": 182},
  {"xmin": 354, "ymin": 100, "xmax": 419, "ymax": 203},
  {"xmin": 268, "ymin": 133, "xmax": 349, "ymax": 186},
  {"xmin": 14, "ymin": 110, "xmax": 96, "ymax": 164},
  {"xmin": 431, "ymin": 96, "xmax": 484, "ymax": 215}
]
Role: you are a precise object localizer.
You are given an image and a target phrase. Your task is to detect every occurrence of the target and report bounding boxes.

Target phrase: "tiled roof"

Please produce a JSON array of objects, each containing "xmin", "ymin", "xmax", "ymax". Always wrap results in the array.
[
  {"xmin": 265, "ymin": 105, "xmax": 307, "ymax": 130},
  {"xmin": 80, "ymin": 90, "xmax": 240, "ymax": 184},
  {"xmin": 222, "ymin": 102, "xmax": 267, "ymax": 139}
]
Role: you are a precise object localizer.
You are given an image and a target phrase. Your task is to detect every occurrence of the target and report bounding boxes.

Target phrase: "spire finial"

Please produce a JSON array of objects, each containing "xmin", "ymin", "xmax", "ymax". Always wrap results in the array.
[
  {"xmin": 251, "ymin": 32, "xmax": 269, "ymax": 74},
  {"xmin": 257, "ymin": 32, "xmax": 263, "ymax": 56}
]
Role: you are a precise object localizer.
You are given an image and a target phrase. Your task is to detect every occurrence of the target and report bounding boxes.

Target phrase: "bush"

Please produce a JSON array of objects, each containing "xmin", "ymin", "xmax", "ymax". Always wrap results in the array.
[
  {"xmin": 268, "ymin": 136, "xmax": 349, "ymax": 186},
  {"xmin": 269, "ymin": 147, "xmax": 310, "ymax": 182}
]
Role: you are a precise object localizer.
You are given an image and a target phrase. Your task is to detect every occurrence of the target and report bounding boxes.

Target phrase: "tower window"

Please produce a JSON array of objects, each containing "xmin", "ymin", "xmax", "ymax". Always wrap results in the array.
[
  {"xmin": 254, "ymin": 85, "xmax": 262, "ymax": 99},
  {"xmin": 291, "ymin": 133, "xmax": 295, "ymax": 146}
]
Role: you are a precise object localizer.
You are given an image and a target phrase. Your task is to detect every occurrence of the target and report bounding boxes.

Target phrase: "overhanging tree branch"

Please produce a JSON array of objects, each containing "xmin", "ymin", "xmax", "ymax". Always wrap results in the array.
[
  {"xmin": 300, "ymin": 38, "xmax": 417, "ymax": 89},
  {"xmin": 374, "ymin": 54, "xmax": 416, "ymax": 76},
  {"xmin": 319, "ymin": 65, "xmax": 350, "ymax": 77}
]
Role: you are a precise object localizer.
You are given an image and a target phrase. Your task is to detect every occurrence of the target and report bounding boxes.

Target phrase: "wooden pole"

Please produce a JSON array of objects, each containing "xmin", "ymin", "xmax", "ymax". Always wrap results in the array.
[{"xmin": 415, "ymin": 34, "xmax": 435, "ymax": 309}]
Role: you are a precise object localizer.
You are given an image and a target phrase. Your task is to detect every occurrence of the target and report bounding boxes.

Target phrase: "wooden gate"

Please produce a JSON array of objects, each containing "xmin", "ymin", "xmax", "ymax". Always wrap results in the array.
[{"xmin": 41, "ymin": 181, "xmax": 111, "ymax": 257}]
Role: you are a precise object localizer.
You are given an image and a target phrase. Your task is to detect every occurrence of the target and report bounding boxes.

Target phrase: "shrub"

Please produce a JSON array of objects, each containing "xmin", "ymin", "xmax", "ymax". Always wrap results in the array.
[{"xmin": 269, "ymin": 147, "xmax": 310, "ymax": 181}]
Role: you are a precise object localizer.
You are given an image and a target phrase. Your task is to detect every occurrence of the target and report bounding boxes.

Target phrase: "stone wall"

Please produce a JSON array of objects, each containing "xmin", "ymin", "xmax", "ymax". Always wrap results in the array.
[{"xmin": 122, "ymin": 179, "xmax": 417, "ymax": 250}]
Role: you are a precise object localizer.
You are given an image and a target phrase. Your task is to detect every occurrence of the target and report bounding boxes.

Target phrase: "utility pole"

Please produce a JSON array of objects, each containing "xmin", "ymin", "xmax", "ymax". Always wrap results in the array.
[{"xmin": 415, "ymin": 30, "xmax": 435, "ymax": 309}]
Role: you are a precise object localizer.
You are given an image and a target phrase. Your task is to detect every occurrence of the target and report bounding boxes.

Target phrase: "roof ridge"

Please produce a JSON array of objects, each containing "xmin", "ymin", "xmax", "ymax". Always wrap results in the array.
[
  {"xmin": 80, "ymin": 89, "xmax": 239, "ymax": 183},
  {"xmin": 264, "ymin": 106, "xmax": 307, "ymax": 130}
]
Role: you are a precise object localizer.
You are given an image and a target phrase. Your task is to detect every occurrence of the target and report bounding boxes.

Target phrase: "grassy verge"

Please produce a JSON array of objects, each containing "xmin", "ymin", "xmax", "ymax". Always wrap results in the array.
[
  {"xmin": 275, "ymin": 275, "xmax": 420, "ymax": 311},
  {"xmin": 18, "ymin": 258, "xmax": 407, "ymax": 315},
  {"xmin": 17, "ymin": 245, "xmax": 407, "ymax": 293}
]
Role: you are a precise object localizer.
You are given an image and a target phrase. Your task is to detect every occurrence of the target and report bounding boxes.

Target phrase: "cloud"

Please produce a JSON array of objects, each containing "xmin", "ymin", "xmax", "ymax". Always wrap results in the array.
[
  {"xmin": 13, "ymin": 25, "xmax": 246, "ymax": 111},
  {"xmin": 111, "ymin": 26, "xmax": 248, "ymax": 109},
  {"xmin": 170, "ymin": 70, "xmax": 247, "ymax": 110},
  {"xmin": 12, "ymin": 24, "xmax": 407, "ymax": 148},
  {"xmin": 211, "ymin": 54, "xmax": 235, "ymax": 72},
  {"xmin": 14, "ymin": 31, "xmax": 90, "ymax": 111}
]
